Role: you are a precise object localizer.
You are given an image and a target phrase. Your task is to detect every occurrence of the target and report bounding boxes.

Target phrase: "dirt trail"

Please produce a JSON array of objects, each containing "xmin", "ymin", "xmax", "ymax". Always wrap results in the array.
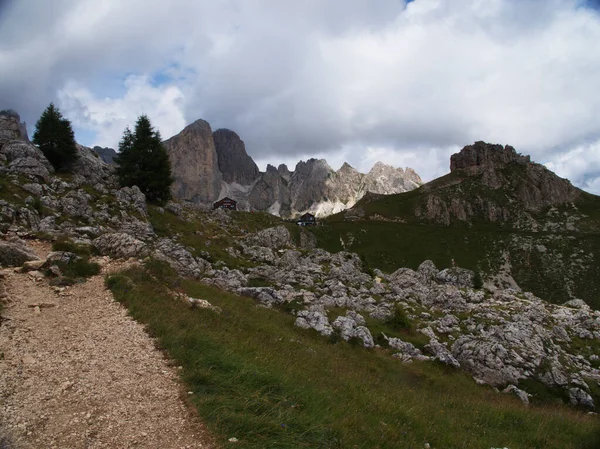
[{"xmin": 0, "ymin": 243, "xmax": 216, "ymax": 448}]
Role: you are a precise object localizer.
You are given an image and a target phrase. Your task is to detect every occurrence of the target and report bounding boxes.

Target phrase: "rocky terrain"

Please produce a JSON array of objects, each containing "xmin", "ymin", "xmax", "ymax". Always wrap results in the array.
[
  {"xmin": 163, "ymin": 119, "xmax": 422, "ymax": 217},
  {"xmin": 1, "ymin": 108, "xmax": 599, "ymax": 435}
]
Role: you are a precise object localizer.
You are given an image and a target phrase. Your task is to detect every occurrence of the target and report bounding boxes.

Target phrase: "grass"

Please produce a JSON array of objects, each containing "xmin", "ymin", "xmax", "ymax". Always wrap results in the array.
[
  {"xmin": 310, "ymin": 219, "xmax": 600, "ymax": 308},
  {"xmin": 105, "ymin": 260, "xmax": 600, "ymax": 449}
]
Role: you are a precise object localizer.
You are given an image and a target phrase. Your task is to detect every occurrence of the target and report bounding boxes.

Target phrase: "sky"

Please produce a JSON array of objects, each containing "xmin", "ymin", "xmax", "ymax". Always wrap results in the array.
[{"xmin": 1, "ymin": 0, "xmax": 600, "ymax": 192}]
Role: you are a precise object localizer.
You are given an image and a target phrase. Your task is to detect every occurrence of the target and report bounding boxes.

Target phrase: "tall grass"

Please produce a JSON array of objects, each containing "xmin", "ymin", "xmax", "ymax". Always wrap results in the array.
[{"xmin": 106, "ymin": 261, "xmax": 600, "ymax": 449}]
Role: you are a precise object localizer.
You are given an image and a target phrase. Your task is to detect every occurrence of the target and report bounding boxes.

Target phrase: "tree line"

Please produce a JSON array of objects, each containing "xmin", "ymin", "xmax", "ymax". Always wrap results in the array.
[{"xmin": 32, "ymin": 103, "xmax": 173, "ymax": 204}]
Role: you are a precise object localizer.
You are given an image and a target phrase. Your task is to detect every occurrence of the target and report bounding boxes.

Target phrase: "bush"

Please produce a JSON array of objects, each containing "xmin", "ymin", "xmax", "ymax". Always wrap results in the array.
[
  {"xmin": 115, "ymin": 115, "xmax": 173, "ymax": 204},
  {"xmin": 32, "ymin": 103, "xmax": 78, "ymax": 172},
  {"xmin": 385, "ymin": 304, "xmax": 413, "ymax": 331}
]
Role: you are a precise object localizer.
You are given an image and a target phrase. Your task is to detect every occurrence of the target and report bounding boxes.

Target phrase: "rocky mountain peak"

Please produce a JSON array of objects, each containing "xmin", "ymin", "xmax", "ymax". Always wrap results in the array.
[
  {"xmin": 213, "ymin": 128, "xmax": 259, "ymax": 185},
  {"xmin": 163, "ymin": 119, "xmax": 222, "ymax": 204},
  {"xmin": 0, "ymin": 110, "xmax": 28, "ymax": 145},
  {"xmin": 450, "ymin": 141, "xmax": 531, "ymax": 173}
]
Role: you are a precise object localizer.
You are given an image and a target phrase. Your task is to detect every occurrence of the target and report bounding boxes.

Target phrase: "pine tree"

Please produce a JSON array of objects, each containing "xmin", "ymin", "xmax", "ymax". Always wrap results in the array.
[
  {"xmin": 115, "ymin": 115, "xmax": 173, "ymax": 204},
  {"xmin": 32, "ymin": 103, "xmax": 78, "ymax": 171}
]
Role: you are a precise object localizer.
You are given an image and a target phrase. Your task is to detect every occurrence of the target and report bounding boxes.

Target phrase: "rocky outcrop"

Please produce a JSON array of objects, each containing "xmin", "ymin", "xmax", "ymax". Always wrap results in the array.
[
  {"xmin": 163, "ymin": 120, "xmax": 222, "ymax": 204},
  {"xmin": 213, "ymin": 129, "xmax": 259, "ymax": 185},
  {"xmin": 0, "ymin": 240, "xmax": 39, "ymax": 266},
  {"xmin": 0, "ymin": 110, "xmax": 28, "ymax": 144},
  {"xmin": 72, "ymin": 144, "xmax": 115, "ymax": 186},
  {"xmin": 153, "ymin": 238, "xmax": 210, "ymax": 279},
  {"xmin": 93, "ymin": 233, "xmax": 149, "ymax": 259},
  {"xmin": 244, "ymin": 226, "xmax": 291, "ymax": 249},
  {"xmin": 0, "ymin": 141, "xmax": 54, "ymax": 181},
  {"xmin": 450, "ymin": 142, "xmax": 530, "ymax": 173}
]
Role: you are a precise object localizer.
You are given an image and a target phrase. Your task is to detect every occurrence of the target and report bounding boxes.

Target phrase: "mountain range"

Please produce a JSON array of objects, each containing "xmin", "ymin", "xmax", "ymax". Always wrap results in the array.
[{"xmin": 96, "ymin": 119, "xmax": 422, "ymax": 217}]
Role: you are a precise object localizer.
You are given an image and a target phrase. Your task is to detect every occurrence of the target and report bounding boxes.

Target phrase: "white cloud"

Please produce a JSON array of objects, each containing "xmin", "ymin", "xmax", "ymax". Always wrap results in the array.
[
  {"xmin": 57, "ymin": 75, "xmax": 186, "ymax": 148},
  {"xmin": 544, "ymin": 139, "xmax": 600, "ymax": 194}
]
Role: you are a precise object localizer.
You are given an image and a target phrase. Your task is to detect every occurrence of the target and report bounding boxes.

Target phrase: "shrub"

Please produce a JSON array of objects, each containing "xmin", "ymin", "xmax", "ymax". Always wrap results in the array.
[
  {"xmin": 473, "ymin": 270, "xmax": 483, "ymax": 290},
  {"xmin": 385, "ymin": 304, "xmax": 413, "ymax": 331}
]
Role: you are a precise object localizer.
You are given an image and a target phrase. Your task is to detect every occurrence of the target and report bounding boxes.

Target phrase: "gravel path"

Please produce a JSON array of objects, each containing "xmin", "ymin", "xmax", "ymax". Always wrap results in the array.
[{"xmin": 0, "ymin": 248, "xmax": 216, "ymax": 448}]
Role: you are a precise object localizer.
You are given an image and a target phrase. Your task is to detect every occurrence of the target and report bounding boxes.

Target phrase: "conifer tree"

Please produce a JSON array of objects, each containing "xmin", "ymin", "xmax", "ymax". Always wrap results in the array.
[
  {"xmin": 32, "ymin": 103, "xmax": 78, "ymax": 171},
  {"xmin": 115, "ymin": 115, "xmax": 173, "ymax": 204}
]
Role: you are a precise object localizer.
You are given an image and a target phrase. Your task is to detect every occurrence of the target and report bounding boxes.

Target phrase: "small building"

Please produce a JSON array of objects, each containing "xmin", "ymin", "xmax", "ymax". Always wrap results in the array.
[
  {"xmin": 297, "ymin": 212, "xmax": 317, "ymax": 226},
  {"xmin": 213, "ymin": 197, "xmax": 237, "ymax": 210}
]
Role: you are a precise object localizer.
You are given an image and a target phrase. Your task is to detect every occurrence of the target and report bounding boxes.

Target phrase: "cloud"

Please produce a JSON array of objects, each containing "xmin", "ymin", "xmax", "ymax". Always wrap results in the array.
[
  {"xmin": 1, "ymin": 0, "xmax": 600, "ymax": 191},
  {"xmin": 545, "ymin": 139, "xmax": 600, "ymax": 194},
  {"xmin": 57, "ymin": 75, "xmax": 186, "ymax": 148}
]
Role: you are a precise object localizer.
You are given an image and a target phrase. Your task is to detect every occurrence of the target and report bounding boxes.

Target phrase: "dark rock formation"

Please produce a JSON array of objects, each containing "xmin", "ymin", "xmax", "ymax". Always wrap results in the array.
[
  {"xmin": 0, "ymin": 109, "xmax": 28, "ymax": 142},
  {"xmin": 213, "ymin": 129, "xmax": 259, "ymax": 185},
  {"xmin": 93, "ymin": 146, "xmax": 117, "ymax": 165},
  {"xmin": 450, "ymin": 141, "xmax": 531, "ymax": 173},
  {"xmin": 163, "ymin": 119, "xmax": 222, "ymax": 204}
]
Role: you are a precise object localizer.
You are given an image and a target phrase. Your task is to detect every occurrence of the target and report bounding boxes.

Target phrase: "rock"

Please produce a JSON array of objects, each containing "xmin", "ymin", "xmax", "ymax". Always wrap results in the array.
[
  {"xmin": 0, "ymin": 110, "xmax": 27, "ymax": 145},
  {"xmin": 237, "ymin": 287, "xmax": 284, "ymax": 307},
  {"xmin": 294, "ymin": 310, "xmax": 333, "ymax": 336},
  {"xmin": 424, "ymin": 338, "xmax": 461, "ymax": 368},
  {"xmin": 0, "ymin": 240, "xmax": 39, "ymax": 266},
  {"xmin": 115, "ymin": 186, "xmax": 147, "ymax": 216},
  {"xmin": 165, "ymin": 201, "xmax": 183, "ymax": 216},
  {"xmin": 153, "ymin": 238, "xmax": 209, "ymax": 279},
  {"xmin": 1, "ymin": 141, "xmax": 54, "ymax": 180},
  {"xmin": 244, "ymin": 226, "xmax": 291, "ymax": 249},
  {"xmin": 164, "ymin": 119, "xmax": 222, "ymax": 203},
  {"xmin": 72, "ymin": 144, "xmax": 115, "ymax": 185},
  {"xmin": 564, "ymin": 298, "xmax": 590, "ymax": 310},
  {"xmin": 213, "ymin": 128, "xmax": 260, "ymax": 185},
  {"xmin": 436, "ymin": 267, "xmax": 474, "ymax": 288},
  {"xmin": 61, "ymin": 189, "xmax": 93, "ymax": 219},
  {"xmin": 204, "ymin": 267, "xmax": 247, "ymax": 291},
  {"xmin": 450, "ymin": 142, "xmax": 531, "ymax": 173},
  {"xmin": 45, "ymin": 251, "xmax": 81, "ymax": 266},
  {"xmin": 93, "ymin": 233, "xmax": 149, "ymax": 259},
  {"xmin": 502, "ymin": 385, "xmax": 530, "ymax": 405},
  {"xmin": 22, "ymin": 259, "xmax": 46, "ymax": 271},
  {"xmin": 242, "ymin": 245, "xmax": 277, "ymax": 264},
  {"xmin": 569, "ymin": 387, "xmax": 595, "ymax": 409}
]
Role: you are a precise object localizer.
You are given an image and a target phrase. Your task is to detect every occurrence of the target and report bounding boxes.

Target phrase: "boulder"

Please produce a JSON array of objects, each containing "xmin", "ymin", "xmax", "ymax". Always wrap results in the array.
[
  {"xmin": 153, "ymin": 238, "xmax": 209, "ymax": 279},
  {"xmin": 244, "ymin": 226, "xmax": 291, "ymax": 249},
  {"xmin": 1, "ymin": 141, "xmax": 54, "ymax": 180},
  {"xmin": 93, "ymin": 233, "xmax": 149, "ymax": 259},
  {"xmin": 436, "ymin": 267, "xmax": 474, "ymax": 288},
  {"xmin": 0, "ymin": 240, "xmax": 39, "ymax": 266},
  {"xmin": 115, "ymin": 186, "xmax": 147, "ymax": 216},
  {"xmin": 294, "ymin": 310, "xmax": 333, "ymax": 336}
]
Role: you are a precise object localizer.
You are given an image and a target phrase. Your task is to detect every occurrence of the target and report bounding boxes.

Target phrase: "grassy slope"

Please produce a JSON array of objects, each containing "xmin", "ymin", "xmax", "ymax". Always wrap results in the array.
[
  {"xmin": 106, "ymin": 261, "xmax": 600, "ymax": 449},
  {"xmin": 313, "ymin": 169, "xmax": 600, "ymax": 307}
]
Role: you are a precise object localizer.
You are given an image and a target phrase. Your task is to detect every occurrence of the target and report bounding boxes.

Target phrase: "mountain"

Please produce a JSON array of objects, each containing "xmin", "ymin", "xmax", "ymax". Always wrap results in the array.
[
  {"xmin": 92, "ymin": 146, "xmax": 117, "ymax": 165},
  {"xmin": 316, "ymin": 141, "xmax": 600, "ymax": 306},
  {"xmin": 163, "ymin": 119, "xmax": 223, "ymax": 204},
  {"xmin": 213, "ymin": 128, "xmax": 260, "ymax": 185},
  {"xmin": 163, "ymin": 118, "xmax": 422, "ymax": 216}
]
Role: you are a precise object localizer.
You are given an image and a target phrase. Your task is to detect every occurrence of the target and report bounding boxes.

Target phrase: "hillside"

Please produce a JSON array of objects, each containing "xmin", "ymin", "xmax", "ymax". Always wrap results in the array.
[
  {"xmin": 315, "ymin": 142, "xmax": 600, "ymax": 307},
  {"xmin": 1, "ymin": 113, "xmax": 600, "ymax": 447}
]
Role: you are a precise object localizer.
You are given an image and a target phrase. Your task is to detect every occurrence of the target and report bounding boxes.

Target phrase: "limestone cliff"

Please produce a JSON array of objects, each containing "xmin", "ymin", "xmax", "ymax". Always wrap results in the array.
[{"xmin": 163, "ymin": 120, "xmax": 222, "ymax": 204}]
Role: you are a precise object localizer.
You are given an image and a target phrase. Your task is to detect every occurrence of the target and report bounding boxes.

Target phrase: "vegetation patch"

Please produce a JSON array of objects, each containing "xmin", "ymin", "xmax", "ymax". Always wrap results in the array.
[{"xmin": 105, "ymin": 261, "xmax": 600, "ymax": 449}]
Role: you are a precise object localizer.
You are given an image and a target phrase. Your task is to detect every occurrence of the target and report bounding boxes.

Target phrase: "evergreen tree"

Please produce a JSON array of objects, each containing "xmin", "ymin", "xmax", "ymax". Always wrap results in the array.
[
  {"xmin": 115, "ymin": 115, "xmax": 173, "ymax": 204},
  {"xmin": 32, "ymin": 103, "xmax": 78, "ymax": 171}
]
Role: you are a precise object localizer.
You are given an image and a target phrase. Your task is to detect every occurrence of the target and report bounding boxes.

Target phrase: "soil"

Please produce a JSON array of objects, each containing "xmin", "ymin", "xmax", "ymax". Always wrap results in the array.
[{"xmin": 0, "ymin": 242, "xmax": 217, "ymax": 448}]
